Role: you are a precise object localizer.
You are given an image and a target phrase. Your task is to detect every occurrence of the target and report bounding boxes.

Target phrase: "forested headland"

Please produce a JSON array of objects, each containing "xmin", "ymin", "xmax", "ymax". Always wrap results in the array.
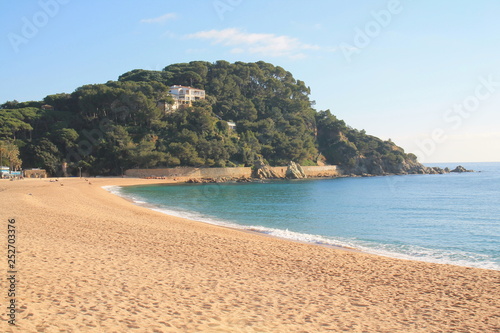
[{"xmin": 1, "ymin": 61, "xmax": 427, "ymax": 176}]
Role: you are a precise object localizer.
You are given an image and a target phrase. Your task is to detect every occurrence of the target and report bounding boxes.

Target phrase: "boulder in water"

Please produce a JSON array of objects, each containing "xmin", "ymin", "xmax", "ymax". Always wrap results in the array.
[{"xmin": 450, "ymin": 165, "xmax": 473, "ymax": 173}]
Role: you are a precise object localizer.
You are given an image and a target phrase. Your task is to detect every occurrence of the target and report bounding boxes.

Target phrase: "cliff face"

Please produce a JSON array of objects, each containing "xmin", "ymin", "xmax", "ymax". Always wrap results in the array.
[{"xmin": 346, "ymin": 157, "xmax": 473, "ymax": 176}]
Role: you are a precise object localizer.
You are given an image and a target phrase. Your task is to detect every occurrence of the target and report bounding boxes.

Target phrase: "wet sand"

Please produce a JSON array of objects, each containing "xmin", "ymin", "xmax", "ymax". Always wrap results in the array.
[{"xmin": 1, "ymin": 177, "xmax": 498, "ymax": 332}]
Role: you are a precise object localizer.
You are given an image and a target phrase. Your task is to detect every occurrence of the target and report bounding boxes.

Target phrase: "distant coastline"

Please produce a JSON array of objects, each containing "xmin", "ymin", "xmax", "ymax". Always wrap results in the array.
[{"xmin": 123, "ymin": 163, "xmax": 473, "ymax": 183}]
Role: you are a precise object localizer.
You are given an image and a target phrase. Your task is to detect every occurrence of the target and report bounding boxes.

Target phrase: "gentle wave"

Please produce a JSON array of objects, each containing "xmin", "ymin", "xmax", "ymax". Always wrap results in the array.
[
  {"xmin": 103, "ymin": 185, "xmax": 499, "ymax": 271},
  {"xmin": 101, "ymin": 185, "xmax": 122, "ymax": 196},
  {"xmin": 102, "ymin": 185, "xmax": 148, "ymax": 204}
]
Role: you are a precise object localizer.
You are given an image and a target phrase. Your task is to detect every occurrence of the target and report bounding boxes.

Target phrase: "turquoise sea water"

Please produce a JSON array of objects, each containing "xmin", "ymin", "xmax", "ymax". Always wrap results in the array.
[{"xmin": 108, "ymin": 162, "xmax": 500, "ymax": 270}]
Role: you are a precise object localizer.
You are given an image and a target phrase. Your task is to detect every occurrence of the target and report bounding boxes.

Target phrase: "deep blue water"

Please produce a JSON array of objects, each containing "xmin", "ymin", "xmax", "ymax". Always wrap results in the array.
[{"xmin": 109, "ymin": 162, "xmax": 500, "ymax": 270}]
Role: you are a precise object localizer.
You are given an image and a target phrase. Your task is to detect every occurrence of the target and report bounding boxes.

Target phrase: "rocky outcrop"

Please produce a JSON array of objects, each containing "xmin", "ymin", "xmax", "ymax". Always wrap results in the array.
[
  {"xmin": 286, "ymin": 161, "xmax": 306, "ymax": 179},
  {"xmin": 399, "ymin": 162, "xmax": 472, "ymax": 175},
  {"xmin": 451, "ymin": 165, "xmax": 474, "ymax": 173},
  {"xmin": 348, "ymin": 157, "xmax": 421, "ymax": 175},
  {"xmin": 252, "ymin": 160, "xmax": 309, "ymax": 179},
  {"xmin": 178, "ymin": 160, "xmax": 473, "ymax": 184},
  {"xmin": 185, "ymin": 176, "xmax": 252, "ymax": 183},
  {"xmin": 186, "ymin": 178, "xmax": 214, "ymax": 183},
  {"xmin": 252, "ymin": 159, "xmax": 282, "ymax": 179},
  {"xmin": 345, "ymin": 156, "xmax": 472, "ymax": 176}
]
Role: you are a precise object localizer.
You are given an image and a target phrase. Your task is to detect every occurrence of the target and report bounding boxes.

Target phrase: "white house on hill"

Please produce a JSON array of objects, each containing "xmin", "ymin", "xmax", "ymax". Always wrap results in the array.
[{"xmin": 167, "ymin": 85, "xmax": 206, "ymax": 111}]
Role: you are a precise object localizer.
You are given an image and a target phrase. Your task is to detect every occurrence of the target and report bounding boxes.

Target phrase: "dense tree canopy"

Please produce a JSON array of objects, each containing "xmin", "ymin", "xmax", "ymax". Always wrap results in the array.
[{"xmin": 0, "ymin": 61, "xmax": 417, "ymax": 176}]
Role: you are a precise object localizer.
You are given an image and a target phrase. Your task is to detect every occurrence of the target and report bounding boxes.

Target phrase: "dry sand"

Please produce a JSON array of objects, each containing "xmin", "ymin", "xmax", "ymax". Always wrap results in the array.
[{"xmin": 0, "ymin": 177, "xmax": 498, "ymax": 332}]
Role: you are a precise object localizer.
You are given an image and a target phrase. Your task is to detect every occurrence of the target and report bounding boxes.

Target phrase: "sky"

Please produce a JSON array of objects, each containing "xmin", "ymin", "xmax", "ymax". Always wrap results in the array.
[{"xmin": 1, "ymin": 0, "xmax": 499, "ymax": 163}]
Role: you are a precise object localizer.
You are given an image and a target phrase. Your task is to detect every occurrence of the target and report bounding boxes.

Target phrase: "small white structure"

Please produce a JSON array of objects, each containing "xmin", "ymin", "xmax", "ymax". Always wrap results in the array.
[
  {"xmin": 168, "ymin": 85, "xmax": 206, "ymax": 110},
  {"xmin": 0, "ymin": 166, "xmax": 22, "ymax": 179}
]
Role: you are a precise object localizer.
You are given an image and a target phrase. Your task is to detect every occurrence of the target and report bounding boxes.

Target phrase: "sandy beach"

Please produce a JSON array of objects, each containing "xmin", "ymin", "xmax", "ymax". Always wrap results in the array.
[{"xmin": 0, "ymin": 177, "xmax": 498, "ymax": 332}]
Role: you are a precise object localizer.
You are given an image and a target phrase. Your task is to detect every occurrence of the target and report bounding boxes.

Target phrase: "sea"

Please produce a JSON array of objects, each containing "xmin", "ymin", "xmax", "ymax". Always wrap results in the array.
[{"xmin": 105, "ymin": 162, "xmax": 500, "ymax": 271}]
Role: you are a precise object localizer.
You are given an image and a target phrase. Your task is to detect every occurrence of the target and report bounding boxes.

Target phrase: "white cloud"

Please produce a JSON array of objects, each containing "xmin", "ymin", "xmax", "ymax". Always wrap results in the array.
[
  {"xmin": 140, "ymin": 13, "xmax": 177, "ymax": 24},
  {"xmin": 184, "ymin": 28, "xmax": 321, "ymax": 58}
]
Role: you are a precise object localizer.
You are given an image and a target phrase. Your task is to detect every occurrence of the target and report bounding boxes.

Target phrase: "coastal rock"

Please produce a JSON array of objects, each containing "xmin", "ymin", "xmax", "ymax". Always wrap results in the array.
[
  {"xmin": 344, "ymin": 156, "xmax": 454, "ymax": 176},
  {"xmin": 350, "ymin": 159, "xmax": 475, "ymax": 176},
  {"xmin": 186, "ymin": 178, "xmax": 218, "ymax": 183},
  {"xmin": 434, "ymin": 167, "xmax": 445, "ymax": 174},
  {"xmin": 186, "ymin": 176, "xmax": 253, "ymax": 183},
  {"xmin": 451, "ymin": 165, "xmax": 473, "ymax": 173},
  {"xmin": 285, "ymin": 161, "xmax": 306, "ymax": 179},
  {"xmin": 425, "ymin": 166, "xmax": 447, "ymax": 175},
  {"xmin": 400, "ymin": 160, "xmax": 432, "ymax": 174},
  {"xmin": 236, "ymin": 176, "xmax": 252, "ymax": 183},
  {"xmin": 253, "ymin": 159, "xmax": 281, "ymax": 179}
]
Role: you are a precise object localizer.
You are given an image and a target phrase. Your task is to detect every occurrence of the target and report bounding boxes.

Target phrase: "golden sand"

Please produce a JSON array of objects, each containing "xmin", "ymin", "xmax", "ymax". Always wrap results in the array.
[{"xmin": 0, "ymin": 177, "xmax": 498, "ymax": 332}]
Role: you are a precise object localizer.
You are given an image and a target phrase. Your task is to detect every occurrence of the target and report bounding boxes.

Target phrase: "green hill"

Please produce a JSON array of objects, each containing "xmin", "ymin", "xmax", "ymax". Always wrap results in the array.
[{"xmin": 0, "ymin": 61, "xmax": 426, "ymax": 176}]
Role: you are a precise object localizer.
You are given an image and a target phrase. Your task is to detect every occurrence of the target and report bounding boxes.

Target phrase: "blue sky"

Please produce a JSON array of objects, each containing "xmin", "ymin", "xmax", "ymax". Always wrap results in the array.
[{"xmin": 1, "ymin": 0, "xmax": 499, "ymax": 162}]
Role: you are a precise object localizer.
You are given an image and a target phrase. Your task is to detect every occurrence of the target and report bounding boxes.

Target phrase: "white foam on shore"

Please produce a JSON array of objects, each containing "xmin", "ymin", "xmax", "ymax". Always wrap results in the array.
[
  {"xmin": 238, "ymin": 225, "xmax": 499, "ymax": 270},
  {"xmin": 102, "ymin": 185, "xmax": 122, "ymax": 195},
  {"xmin": 102, "ymin": 185, "xmax": 149, "ymax": 205},
  {"xmin": 103, "ymin": 185, "xmax": 499, "ymax": 271},
  {"xmin": 353, "ymin": 242, "xmax": 500, "ymax": 271}
]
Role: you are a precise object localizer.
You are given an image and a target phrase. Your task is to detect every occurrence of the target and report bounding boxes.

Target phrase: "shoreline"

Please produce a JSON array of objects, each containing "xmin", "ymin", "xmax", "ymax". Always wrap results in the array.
[
  {"xmin": 112, "ymin": 177, "xmax": 498, "ymax": 271},
  {"xmin": 1, "ymin": 177, "xmax": 499, "ymax": 332},
  {"xmin": 106, "ymin": 182, "xmax": 361, "ymax": 251},
  {"xmin": 100, "ymin": 182, "xmax": 361, "ymax": 267}
]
